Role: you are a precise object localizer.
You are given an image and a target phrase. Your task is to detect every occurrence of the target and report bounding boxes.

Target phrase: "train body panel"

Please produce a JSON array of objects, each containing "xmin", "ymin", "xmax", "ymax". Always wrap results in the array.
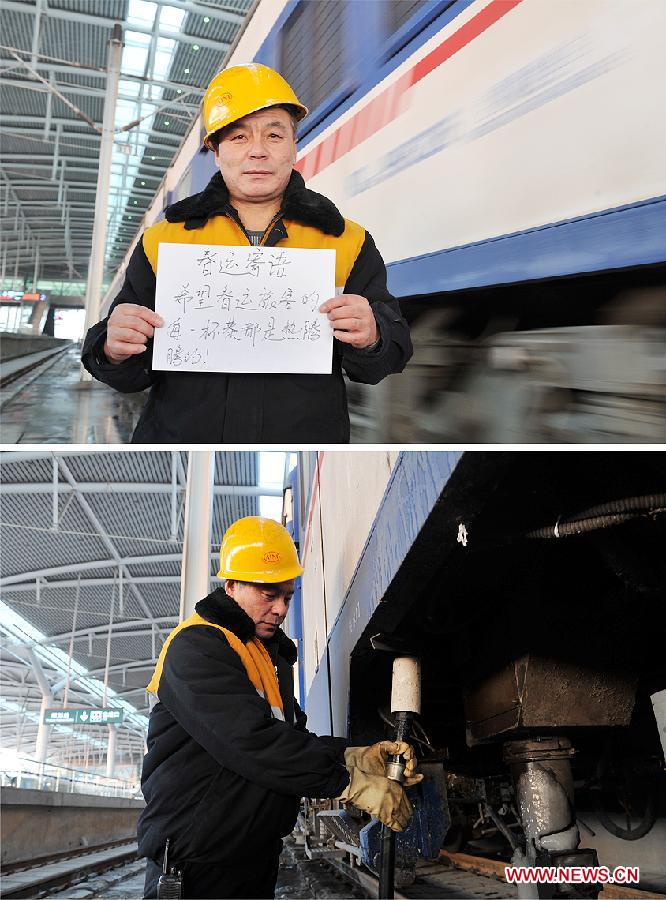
[
  {"xmin": 299, "ymin": 451, "xmax": 402, "ymax": 728},
  {"xmin": 288, "ymin": 451, "xmax": 666, "ymax": 888},
  {"xmin": 301, "ymin": 0, "xmax": 666, "ymax": 287},
  {"xmin": 101, "ymin": 0, "xmax": 666, "ymax": 440},
  {"xmin": 106, "ymin": 0, "xmax": 666, "ymax": 308},
  {"xmin": 299, "ymin": 450, "xmax": 462, "ymax": 734}
]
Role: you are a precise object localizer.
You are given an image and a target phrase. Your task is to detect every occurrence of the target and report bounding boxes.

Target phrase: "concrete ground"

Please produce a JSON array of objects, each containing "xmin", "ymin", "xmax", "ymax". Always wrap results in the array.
[
  {"xmin": 0, "ymin": 346, "xmax": 144, "ymax": 443},
  {"xmin": 49, "ymin": 838, "xmax": 368, "ymax": 899}
]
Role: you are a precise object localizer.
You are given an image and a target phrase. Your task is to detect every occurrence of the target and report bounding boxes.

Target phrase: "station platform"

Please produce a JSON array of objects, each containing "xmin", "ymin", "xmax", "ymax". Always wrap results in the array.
[
  {"xmin": 0, "ymin": 346, "xmax": 144, "ymax": 443},
  {"xmin": 1, "ymin": 813, "xmax": 366, "ymax": 900}
]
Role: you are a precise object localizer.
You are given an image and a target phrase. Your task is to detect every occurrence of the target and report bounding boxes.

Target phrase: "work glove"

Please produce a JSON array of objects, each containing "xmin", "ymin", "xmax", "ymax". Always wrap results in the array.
[
  {"xmin": 344, "ymin": 741, "xmax": 424, "ymax": 787},
  {"xmin": 337, "ymin": 768, "xmax": 412, "ymax": 832}
]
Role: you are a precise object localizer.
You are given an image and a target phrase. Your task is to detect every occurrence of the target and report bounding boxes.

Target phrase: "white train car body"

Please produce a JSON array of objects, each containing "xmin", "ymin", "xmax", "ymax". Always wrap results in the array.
[
  {"xmin": 298, "ymin": 0, "xmax": 666, "ymax": 288},
  {"xmin": 293, "ymin": 451, "xmax": 400, "ymax": 718},
  {"xmin": 103, "ymin": 1, "xmax": 666, "ymax": 440},
  {"xmin": 107, "ymin": 0, "xmax": 666, "ymax": 306}
]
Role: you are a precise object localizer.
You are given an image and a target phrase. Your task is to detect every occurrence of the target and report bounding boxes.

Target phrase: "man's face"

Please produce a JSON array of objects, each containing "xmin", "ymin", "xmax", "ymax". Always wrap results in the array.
[
  {"xmin": 213, "ymin": 107, "xmax": 297, "ymax": 207},
  {"xmin": 225, "ymin": 578, "xmax": 296, "ymax": 640}
]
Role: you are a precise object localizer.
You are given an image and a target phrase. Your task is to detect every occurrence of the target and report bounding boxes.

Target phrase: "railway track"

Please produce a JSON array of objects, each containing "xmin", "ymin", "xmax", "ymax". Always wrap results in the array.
[
  {"xmin": 2, "ymin": 838, "xmax": 664, "ymax": 899},
  {"xmin": 321, "ymin": 850, "xmax": 666, "ymax": 900},
  {"xmin": 1, "ymin": 840, "xmax": 139, "ymax": 898}
]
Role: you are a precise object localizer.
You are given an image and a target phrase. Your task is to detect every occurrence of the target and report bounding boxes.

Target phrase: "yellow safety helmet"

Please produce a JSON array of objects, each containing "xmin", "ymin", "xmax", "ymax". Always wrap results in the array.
[
  {"xmin": 218, "ymin": 516, "xmax": 304, "ymax": 582},
  {"xmin": 202, "ymin": 63, "xmax": 308, "ymax": 150}
]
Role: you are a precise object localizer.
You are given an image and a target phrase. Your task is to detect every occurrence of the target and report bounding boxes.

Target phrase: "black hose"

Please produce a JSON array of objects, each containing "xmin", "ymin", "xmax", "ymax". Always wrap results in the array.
[
  {"xmin": 564, "ymin": 494, "xmax": 666, "ymax": 519},
  {"xmin": 378, "ymin": 712, "xmax": 413, "ymax": 899},
  {"xmin": 379, "ymin": 824, "xmax": 395, "ymax": 899},
  {"xmin": 524, "ymin": 494, "xmax": 666, "ymax": 539}
]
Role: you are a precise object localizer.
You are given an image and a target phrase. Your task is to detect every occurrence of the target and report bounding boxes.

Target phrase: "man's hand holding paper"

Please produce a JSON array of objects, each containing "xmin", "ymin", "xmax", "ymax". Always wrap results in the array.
[
  {"xmin": 319, "ymin": 294, "xmax": 379, "ymax": 349},
  {"xmin": 104, "ymin": 304, "xmax": 164, "ymax": 364},
  {"xmin": 152, "ymin": 244, "xmax": 336, "ymax": 375}
]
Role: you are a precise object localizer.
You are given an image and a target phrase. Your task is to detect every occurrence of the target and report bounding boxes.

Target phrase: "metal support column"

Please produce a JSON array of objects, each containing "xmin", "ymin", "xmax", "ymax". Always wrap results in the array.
[
  {"xmin": 179, "ymin": 451, "xmax": 215, "ymax": 620},
  {"xmin": 27, "ymin": 647, "xmax": 53, "ymax": 781},
  {"xmin": 80, "ymin": 23, "xmax": 124, "ymax": 382},
  {"xmin": 170, "ymin": 451, "xmax": 179, "ymax": 542},
  {"xmin": 106, "ymin": 724, "xmax": 117, "ymax": 778},
  {"xmin": 32, "ymin": 243, "xmax": 40, "ymax": 297},
  {"xmin": 52, "ymin": 456, "xmax": 58, "ymax": 531}
]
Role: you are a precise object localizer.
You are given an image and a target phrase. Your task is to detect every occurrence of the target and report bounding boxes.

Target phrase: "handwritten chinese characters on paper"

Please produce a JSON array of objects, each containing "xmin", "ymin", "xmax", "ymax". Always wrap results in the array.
[{"xmin": 152, "ymin": 244, "xmax": 335, "ymax": 374}]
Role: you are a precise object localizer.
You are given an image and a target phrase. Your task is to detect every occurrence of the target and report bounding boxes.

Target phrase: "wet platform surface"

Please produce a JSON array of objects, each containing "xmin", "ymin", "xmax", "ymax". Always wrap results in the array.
[
  {"xmin": 0, "ymin": 347, "xmax": 145, "ymax": 444},
  {"xmin": 49, "ymin": 838, "xmax": 367, "ymax": 899}
]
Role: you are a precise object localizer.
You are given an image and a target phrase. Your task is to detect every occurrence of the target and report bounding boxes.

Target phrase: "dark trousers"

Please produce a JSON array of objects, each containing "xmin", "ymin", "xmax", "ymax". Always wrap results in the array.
[{"xmin": 144, "ymin": 851, "xmax": 281, "ymax": 899}]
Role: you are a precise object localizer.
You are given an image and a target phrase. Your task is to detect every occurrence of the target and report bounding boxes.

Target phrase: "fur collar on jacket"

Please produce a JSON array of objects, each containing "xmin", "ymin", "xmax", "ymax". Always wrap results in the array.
[
  {"xmin": 195, "ymin": 587, "xmax": 297, "ymax": 665},
  {"xmin": 165, "ymin": 169, "xmax": 345, "ymax": 236}
]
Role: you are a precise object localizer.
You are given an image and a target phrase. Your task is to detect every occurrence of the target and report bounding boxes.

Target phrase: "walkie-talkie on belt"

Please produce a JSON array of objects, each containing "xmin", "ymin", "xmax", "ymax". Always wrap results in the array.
[{"xmin": 157, "ymin": 838, "xmax": 183, "ymax": 899}]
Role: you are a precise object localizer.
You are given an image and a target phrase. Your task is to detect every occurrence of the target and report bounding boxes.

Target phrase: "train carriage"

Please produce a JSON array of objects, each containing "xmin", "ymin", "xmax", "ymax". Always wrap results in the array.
[
  {"xmin": 286, "ymin": 450, "xmax": 666, "ymax": 893},
  {"xmin": 104, "ymin": 0, "xmax": 666, "ymax": 442}
]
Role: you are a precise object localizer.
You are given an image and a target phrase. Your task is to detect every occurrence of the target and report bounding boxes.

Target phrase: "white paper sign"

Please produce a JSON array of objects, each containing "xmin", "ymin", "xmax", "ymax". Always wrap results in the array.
[{"xmin": 152, "ymin": 244, "xmax": 335, "ymax": 374}]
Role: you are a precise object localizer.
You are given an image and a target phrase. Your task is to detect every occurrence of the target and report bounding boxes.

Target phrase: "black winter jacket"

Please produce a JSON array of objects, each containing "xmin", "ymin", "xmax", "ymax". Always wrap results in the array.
[
  {"xmin": 137, "ymin": 589, "xmax": 349, "ymax": 866},
  {"xmin": 81, "ymin": 170, "xmax": 412, "ymax": 443}
]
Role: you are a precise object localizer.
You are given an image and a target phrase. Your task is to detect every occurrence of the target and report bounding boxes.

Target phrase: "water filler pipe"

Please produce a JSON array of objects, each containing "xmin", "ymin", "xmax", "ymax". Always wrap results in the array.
[{"xmin": 379, "ymin": 656, "xmax": 421, "ymax": 899}]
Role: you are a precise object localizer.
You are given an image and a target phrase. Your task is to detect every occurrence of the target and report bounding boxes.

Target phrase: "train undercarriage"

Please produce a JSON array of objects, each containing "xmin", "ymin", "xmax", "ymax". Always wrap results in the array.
[
  {"xmin": 350, "ymin": 266, "xmax": 666, "ymax": 443},
  {"xmin": 303, "ymin": 453, "xmax": 666, "ymax": 897}
]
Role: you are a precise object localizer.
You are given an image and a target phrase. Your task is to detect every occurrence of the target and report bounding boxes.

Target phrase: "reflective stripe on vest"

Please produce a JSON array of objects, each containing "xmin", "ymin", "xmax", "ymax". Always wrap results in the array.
[
  {"xmin": 146, "ymin": 612, "xmax": 284, "ymax": 719},
  {"xmin": 141, "ymin": 215, "xmax": 366, "ymax": 291}
]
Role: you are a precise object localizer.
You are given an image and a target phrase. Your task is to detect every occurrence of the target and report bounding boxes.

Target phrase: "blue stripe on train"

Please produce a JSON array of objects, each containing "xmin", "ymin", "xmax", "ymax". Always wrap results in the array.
[{"xmin": 387, "ymin": 195, "xmax": 666, "ymax": 297}]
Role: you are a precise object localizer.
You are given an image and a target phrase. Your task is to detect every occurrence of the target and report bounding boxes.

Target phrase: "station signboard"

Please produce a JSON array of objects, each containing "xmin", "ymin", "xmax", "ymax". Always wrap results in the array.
[
  {"xmin": 43, "ymin": 708, "xmax": 125, "ymax": 725},
  {"xmin": 0, "ymin": 290, "xmax": 46, "ymax": 303}
]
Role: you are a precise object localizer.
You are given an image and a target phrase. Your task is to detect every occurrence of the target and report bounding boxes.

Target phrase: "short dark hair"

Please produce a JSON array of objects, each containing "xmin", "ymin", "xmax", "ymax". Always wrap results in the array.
[{"xmin": 207, "ymin": 104, "xmax": 298, "ymax": 152}]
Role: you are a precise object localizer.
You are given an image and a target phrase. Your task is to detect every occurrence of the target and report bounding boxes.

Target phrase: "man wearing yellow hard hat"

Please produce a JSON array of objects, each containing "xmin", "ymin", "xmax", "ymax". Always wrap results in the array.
[
  {"xmin": 82, "ymin": 64, "xmax": 412, "ymax": 443},
  {"xmin": 138, "ymin": 516, "xmax": 420, "ymax": 898}
]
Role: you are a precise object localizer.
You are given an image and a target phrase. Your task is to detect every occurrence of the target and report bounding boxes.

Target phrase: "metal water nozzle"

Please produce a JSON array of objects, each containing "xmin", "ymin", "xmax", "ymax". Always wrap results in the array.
[
  {"xmin": 386, "ymin": 656, "xmax": 421, "ymax": 779},
  {"xmin": 379, "ymin": 655, "xmax": 422, "ymax": 900}
]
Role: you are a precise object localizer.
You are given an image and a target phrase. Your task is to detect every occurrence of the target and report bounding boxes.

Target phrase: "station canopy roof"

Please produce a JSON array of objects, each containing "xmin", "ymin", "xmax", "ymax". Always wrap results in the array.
[
  {"xmin": 0, "ymin": 450, "xmax": 286, "ymax": 759},
  {"xmin": 0, "ymin": 0, "xmax": 252, "ymax": 289}
]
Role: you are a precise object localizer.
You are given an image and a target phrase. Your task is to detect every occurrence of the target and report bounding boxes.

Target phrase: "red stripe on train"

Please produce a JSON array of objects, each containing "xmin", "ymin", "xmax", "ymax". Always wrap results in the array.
[{"xmin": 295, "ymin": 0, "xmax": 524, "ymax": 181}]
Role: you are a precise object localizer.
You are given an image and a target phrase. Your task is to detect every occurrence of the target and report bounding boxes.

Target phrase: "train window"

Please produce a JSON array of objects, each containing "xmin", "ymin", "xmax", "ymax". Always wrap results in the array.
[
  {"xmin": 312, "ymin": 2, "xmax": 346, "ymax": 109},
  {"xmin": 297, "ymin": 451, "xmax": 318, "ymax": 532},
  {"xmin": 280, "ymin": 5, "xmax": 309, "ymax": 109},
  {"xmin": 279, "ymin": 1, "xmax": 352, "ymax": 134},
  {"xmin": 388, "ymin": 0, "xmax": 428, "ymax": 34},
  {"xmin": 380, "ymin": 0, "xmax": 455, "ymax": 62}
]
